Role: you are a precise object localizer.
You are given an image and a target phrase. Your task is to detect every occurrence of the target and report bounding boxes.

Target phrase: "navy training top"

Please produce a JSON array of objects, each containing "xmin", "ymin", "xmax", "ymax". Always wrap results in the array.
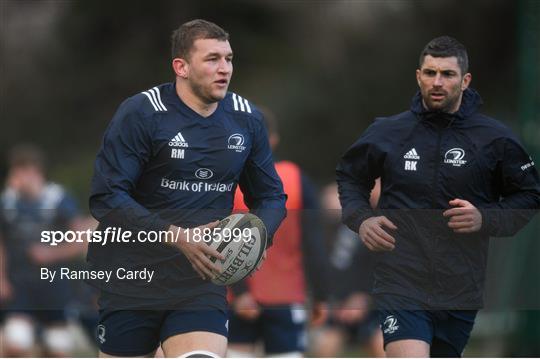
[{"xmin": 88, "ymin": 83, "xmax": 286, "ymax": 309}]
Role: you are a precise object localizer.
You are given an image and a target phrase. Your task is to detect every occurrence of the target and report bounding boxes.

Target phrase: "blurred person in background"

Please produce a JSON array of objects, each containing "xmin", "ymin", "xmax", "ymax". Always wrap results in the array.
[
  {"xmin": 227, "ymin": 108, "xmax": 329, "ymax": 357},
  {"xmin": 0, "ymin": 239, "xmax": 12, "ymax": 356},
  {"xmin": 0, "ymin": 144, "xmax": 85, "ymax": 357},
  {"xmin": 310, "ymin": 182, "xmax": 384, "ymax": 358},
  {"xmin": 336, "ymin": 36, "xmax": 540, "ymax": 357}
]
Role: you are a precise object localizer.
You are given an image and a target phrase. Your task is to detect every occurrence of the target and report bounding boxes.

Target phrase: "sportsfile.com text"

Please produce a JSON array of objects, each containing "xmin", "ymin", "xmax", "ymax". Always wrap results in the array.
[{"xmin": 40, "ymin": 227, "xmax": 254, "ymax": 246}]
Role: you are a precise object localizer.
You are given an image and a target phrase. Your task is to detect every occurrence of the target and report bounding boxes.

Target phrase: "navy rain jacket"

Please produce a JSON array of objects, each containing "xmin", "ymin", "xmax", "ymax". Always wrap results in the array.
[{"xmin": 336, "ymin": 88, "xmax": 540, "ymax": 309}]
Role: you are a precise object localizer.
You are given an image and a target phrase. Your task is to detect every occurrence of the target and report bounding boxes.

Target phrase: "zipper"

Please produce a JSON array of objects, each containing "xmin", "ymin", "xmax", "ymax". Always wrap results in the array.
[
  {"xmin": 431, "ymin": 127, "xmax": 443, "ymax": 208},
  {"xmin": 429, "ymin": 124, "xmax": 443, "ymax": 306}
]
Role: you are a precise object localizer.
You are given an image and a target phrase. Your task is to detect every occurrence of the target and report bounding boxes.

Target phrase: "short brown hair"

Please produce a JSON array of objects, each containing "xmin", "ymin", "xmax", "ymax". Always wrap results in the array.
[
  {"xmin": 8, "ymin": 143, "xmax": 45, "ymax": 171},
  {"xmin": 419, "ymin": 36, "xmax": 469, "ymax": 74},
  {"xmin": 171, "ymin": 19, "xmax": 229, "ymax": 60}
]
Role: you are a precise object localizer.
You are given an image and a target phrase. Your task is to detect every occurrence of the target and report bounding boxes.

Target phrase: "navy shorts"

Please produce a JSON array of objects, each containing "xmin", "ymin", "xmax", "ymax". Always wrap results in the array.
[
  {"xmin": 228, "ymin": 304, "xmax": 307, "ymax": 354},
  {"xmin": 377, "ymin": 295, "xmax": 477, "ymax": 357},
  {"xmin": 6, "ymin": 279, "xmax": 69, "ymax": 324},
  {"xmin": 97, "ymin": 302, "xmax": 228, "ymax": 356},
  {"xmin": 7, "ymin": 277, "xmax": 70, "ymax": 324},
  {"xmin": 5, "ymin": 309, "xmax": 66, "ymax": 324}
]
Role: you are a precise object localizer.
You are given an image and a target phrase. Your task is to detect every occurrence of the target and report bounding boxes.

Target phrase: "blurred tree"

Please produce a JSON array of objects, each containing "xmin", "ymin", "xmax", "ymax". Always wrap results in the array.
[
  {"xmin": 506, "ymin": 0, "xmax": 540, "ymax": 355},
  {"xmin": 0, "ymin": 0, "xmax": 521, "ymax": 197}
]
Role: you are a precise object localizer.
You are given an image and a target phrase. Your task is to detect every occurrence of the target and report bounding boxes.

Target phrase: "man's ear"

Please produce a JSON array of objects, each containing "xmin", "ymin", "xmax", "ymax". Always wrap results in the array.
[
  {"xmin": 461, "ymin": 72, "xmax": 472, "ymax": 91},
  {"xmin": 416, "ymin": 69, "xmax": 421, "ymax": 87},
  {"xmin": 172, "ymin": 58, "xmax": 189, "ymax": 79}
]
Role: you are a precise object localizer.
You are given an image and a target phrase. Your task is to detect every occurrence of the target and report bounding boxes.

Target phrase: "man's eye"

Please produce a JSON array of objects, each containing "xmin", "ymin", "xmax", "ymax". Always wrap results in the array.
[{"xmin": 424, "ymin": 70, "xmax": 436, "ymax": 76}]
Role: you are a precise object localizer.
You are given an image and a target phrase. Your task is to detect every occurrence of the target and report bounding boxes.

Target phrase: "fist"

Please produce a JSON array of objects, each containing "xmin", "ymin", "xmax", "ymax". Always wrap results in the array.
[{"xmin": 443, "ymin": 199, "xmax": 482, "ymax": 233}]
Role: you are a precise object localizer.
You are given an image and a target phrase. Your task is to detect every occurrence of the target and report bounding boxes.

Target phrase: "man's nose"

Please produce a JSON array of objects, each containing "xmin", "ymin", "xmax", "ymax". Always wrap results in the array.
[
  {"xmin": 433, "ymin": 73, "xmax": 443, "ymax": 87},
  {"xmin": 218, "ymin": 59, "xmax": 231, "ymax": 73}
]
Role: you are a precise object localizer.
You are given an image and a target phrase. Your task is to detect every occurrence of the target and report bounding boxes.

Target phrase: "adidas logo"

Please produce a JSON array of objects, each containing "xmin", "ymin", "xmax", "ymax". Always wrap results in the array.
[
  {"xmin": 169, "ymin": 132, "xmax": 189, "ymax": 148},
  {"xmin": 403, "ymin": 148, "xmax": 420, "ymax": 160}
]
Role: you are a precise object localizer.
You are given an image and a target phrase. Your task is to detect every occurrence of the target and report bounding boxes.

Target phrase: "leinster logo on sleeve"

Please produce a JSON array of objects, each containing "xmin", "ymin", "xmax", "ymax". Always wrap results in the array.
[{"xmin": 227, "ymin": 133, "xmax": 246, "ymax": 152}]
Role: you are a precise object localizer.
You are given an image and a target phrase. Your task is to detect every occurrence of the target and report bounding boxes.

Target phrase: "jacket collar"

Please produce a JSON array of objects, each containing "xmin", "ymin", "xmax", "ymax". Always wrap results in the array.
[{"xmin": 410, "ymin": 88, "xmax": 483, "ymax": 121}]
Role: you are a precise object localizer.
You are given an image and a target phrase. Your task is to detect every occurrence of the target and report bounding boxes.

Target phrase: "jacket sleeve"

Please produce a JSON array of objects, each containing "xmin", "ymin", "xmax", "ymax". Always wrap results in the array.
[
  {"xmin": 480, "ymin": 137, "xmax": 540, "ymax": 236},
  {"xmin": 336, "ymin": 121, "xmax": 385, "ymax": 233},
  {"xmin": 238, "ymin": 118, "xmax": 287, "ymax": 246},
  {"xmin": 89, "ymin": 100, "xmax": 170, "ymax": 233}
]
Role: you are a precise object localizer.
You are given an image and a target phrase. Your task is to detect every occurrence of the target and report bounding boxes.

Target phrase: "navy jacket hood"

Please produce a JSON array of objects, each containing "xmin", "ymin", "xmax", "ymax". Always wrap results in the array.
[{"xmin": 410, "ymin": 88, "xmax": 483, "ymax": 120}]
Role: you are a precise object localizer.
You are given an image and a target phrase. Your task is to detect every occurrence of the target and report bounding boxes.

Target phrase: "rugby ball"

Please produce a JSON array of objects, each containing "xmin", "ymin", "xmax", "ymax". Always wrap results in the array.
[{"xmin": 208, "ymin": 213, "xmax": 267, "ymax": 286}]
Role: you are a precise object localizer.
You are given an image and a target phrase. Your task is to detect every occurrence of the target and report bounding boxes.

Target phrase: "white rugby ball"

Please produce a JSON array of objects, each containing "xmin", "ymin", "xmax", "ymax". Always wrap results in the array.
[{"xmin": 208, "ymin": 213, "xmax": 267, "ymax": 286}]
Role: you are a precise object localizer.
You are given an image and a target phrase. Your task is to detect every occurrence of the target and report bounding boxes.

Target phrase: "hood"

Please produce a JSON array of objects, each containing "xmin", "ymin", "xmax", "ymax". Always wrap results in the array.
[{"xmin": 410, "ymin": 88, "xmax": 483, "ymax": 120}]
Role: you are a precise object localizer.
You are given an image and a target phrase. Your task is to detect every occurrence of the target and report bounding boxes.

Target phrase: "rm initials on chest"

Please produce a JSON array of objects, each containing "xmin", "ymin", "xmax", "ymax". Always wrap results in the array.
[{"xmin": 171, "ymin": 148, "xmax": 185, "ymax": 159}]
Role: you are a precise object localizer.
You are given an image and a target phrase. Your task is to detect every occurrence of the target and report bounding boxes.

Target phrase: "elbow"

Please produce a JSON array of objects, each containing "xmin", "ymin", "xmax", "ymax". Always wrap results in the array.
[
  {"xmin": 88, "ymin": 193, "xmax": 110, "ymax": 223},
  {"xmin": 275, "ymin": 192, "xmax": 287, "ymax": 221},
  {"xmin": 88, "ymin": 195, "xmax": 100, "ymax": 221}
]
